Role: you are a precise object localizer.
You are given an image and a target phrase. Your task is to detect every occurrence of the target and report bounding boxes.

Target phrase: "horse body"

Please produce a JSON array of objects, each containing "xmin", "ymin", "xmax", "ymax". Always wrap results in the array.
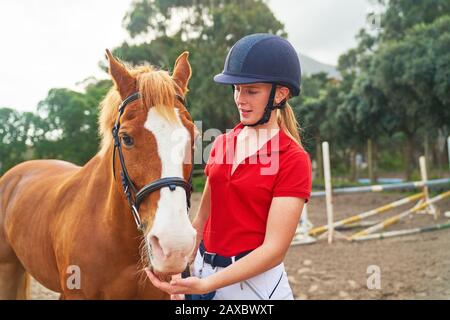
[
  {"xmin": 0, "ymin": 51, "xmax": 196, "ymax": 299},
  {"xmin": 0, "ymin": 160, "xmax": 74, "ymax": 297},
  {"xmin": 0, "ymin": 156, "xmax": 165, "ymax": 299}
]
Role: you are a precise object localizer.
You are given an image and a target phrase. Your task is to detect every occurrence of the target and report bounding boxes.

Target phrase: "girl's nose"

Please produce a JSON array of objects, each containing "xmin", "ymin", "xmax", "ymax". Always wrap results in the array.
[{"xmin": 235, "ymin": 90, "xmax": 245, "ymax": 104}]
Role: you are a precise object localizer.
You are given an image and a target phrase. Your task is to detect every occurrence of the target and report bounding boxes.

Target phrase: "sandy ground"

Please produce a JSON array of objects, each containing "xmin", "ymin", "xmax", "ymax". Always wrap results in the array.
[{"xmin": 30, "ymin": 191, "xmax": 450, "ymax": 300}]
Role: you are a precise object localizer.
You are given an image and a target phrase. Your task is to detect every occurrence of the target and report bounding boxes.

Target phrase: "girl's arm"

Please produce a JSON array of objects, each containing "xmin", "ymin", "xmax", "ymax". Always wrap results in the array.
[
  {"xmin": 201, "ymin": 196, "xmax": 304, "ymax": 291},
  {"xmin": 148, "ymin": 196, "xmax": 305, "ymax": 294},
  {"xmin": 190, "ymin": 178, "xmax": 211, "ymax": 261}
]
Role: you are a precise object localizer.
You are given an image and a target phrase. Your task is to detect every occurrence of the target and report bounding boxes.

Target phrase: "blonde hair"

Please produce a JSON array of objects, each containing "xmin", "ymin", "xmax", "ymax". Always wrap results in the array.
[{"xmin": 277, "ymin": 101, "xmax": 303, "ymax": 148}]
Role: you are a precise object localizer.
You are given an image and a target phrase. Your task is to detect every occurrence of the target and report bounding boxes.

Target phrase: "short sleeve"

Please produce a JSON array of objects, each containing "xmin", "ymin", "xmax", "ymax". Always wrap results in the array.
[{"xmin": 273, "ymin": 150, "xmax": 312, "ymax": 202}]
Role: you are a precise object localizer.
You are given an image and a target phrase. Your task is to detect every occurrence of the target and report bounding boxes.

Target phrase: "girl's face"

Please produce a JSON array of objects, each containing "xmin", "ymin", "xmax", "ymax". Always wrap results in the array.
[
  {"xmin": 234, "ymin": 83, "xmax": 272, "ymax": 125},
  {"xmin": 234, "ymin": 83, "xmax": 289, "ymax": 126}
]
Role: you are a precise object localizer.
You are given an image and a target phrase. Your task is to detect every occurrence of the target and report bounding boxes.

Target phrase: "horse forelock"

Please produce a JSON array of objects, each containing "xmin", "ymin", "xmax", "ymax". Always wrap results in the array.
[
  {"xmin": 138, "ymin": 71, "xmax": 179, "ymax": 125},
  {"xmin": 98, "ymin": 65, "xmax": 188, "ymax": 157}
]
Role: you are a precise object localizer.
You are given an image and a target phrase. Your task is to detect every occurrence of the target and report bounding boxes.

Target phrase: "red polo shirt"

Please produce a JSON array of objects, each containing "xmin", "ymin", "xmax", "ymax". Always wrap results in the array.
[{"xmin": 203, "ymin": 123, "xmax": 312, "ymax": 256}]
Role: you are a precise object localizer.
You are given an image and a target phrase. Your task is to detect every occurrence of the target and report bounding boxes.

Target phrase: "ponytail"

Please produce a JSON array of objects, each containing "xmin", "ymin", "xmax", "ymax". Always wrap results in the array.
[{"xmin": 277, "ymin": 102, "xmax": 303, "ymax": 148}]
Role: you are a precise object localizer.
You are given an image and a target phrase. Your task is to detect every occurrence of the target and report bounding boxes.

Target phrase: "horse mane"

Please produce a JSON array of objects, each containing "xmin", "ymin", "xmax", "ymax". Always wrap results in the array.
[{"xmin": 98, "ymin": 63, "xmax": 179, "ymax": 156}]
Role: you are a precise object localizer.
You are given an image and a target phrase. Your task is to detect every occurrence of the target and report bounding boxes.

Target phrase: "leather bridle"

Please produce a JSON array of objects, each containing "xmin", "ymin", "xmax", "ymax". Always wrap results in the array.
[{"xmin": 112, "ymin": 91, "xmax": 193, "ymax": 233}]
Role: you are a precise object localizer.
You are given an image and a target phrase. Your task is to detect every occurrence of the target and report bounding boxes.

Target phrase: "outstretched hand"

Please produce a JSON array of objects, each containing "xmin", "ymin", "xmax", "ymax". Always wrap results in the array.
[{"xmin": 145, "ymin": 268, "xmax": 211, "ymax": 296}]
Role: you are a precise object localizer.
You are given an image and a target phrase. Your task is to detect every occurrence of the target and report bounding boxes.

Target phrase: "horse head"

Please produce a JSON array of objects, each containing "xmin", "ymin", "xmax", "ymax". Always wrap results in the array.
[{"xmin": 103, "ymin": 50, "xmax": 198, "ymax": 276}]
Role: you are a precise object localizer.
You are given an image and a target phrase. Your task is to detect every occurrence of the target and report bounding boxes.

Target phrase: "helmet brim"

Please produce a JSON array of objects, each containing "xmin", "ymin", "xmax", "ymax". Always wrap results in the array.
[
  {"xmin": 213, "ymin": 72, "xmax": 300, "ymax": 96},
  {"xmin": 213, "ymin": 73, "xmax": 268, "ymax": 85}
]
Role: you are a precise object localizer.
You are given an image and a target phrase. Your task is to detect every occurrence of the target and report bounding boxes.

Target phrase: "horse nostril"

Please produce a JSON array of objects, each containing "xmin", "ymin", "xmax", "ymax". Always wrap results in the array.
[{"xmin": 149, "ymin": 235, "xmax": 167, "ymax": 259}]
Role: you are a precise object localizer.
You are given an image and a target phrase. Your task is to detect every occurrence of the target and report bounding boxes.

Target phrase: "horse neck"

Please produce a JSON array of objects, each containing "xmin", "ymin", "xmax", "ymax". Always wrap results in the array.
[{"xmin": 82, "ymin": 145, "xmax": 140, "ymax": 237}]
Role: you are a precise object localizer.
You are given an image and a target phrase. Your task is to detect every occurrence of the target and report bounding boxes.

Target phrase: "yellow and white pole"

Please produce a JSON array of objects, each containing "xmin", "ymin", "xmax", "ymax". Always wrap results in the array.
[
  {"xmin": 308, "ymin": 192, "xmax": 424, "ymax": 237},
  {"xmin": 353, "ymin": 221, "xmax": 450, "ymax": 242},
  {"xmin": 349, "ymin": 190, "xmax": 450, "ymax": 240}
]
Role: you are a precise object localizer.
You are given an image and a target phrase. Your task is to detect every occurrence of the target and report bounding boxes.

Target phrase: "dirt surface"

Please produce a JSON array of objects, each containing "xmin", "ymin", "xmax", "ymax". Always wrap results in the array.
[
  {"xmin": 286, "ymin": 191, "xmax": 450, "ymax": 300},
  {"xmin": 30, "ymin": 191, "xmax": 450, "ymax": 300}
]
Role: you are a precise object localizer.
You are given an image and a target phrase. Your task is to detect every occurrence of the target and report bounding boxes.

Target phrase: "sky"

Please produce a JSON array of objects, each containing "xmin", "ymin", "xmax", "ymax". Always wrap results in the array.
[{"xmin": 0, "ymin": 0, "xmax": 375, "ymax": 112}]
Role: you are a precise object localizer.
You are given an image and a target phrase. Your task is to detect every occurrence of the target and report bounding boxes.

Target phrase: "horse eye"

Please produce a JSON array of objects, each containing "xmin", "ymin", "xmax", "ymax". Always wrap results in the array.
[{"xmin": 121, "ymin": 134, "xmax": 134, "ymax": 147}]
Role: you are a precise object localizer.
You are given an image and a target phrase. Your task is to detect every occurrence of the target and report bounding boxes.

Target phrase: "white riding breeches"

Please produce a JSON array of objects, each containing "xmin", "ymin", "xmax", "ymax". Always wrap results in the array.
[{"xmin": 191, "ymin": 249, "xmax": 294, "ymax": 300}]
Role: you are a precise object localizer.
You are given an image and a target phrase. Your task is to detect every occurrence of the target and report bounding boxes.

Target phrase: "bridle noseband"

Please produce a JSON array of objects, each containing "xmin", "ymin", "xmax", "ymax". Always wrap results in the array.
[{"xmin": 112, "ymin": 91, "xmax": 193, "ymax": 233}]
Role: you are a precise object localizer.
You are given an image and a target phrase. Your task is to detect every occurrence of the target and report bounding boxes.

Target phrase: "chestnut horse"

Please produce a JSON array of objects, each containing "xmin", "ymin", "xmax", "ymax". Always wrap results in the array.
[{"xmin": 0, "ymin": 50, "xmax": 198, "ymax": 299}]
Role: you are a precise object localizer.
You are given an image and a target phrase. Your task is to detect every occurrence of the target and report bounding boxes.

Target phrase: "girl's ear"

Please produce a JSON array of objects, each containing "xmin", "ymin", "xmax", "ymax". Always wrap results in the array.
[{"xmin": 275, "ymin": 86, "xmax": 290, "ymax": 104}]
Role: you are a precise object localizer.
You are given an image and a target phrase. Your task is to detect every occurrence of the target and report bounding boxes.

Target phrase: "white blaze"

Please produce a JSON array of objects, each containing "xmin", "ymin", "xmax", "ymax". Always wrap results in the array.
[{"xmin": 144, "ymin": 108, "xmax": 194, "ymax": 256}]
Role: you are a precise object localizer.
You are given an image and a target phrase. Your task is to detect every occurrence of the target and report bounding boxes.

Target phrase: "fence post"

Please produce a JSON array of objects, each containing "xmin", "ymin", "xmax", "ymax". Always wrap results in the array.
[
  {"xmin": 418, "ymin": 156, "xmax": 438, "ymax": 219},
  {"xmin": 447, "ymin": 136, "xmax": 450, "ymax": 171},
  {"xmin": 322, "ymin": 141, "xmax": 334, "ymax": 244}
]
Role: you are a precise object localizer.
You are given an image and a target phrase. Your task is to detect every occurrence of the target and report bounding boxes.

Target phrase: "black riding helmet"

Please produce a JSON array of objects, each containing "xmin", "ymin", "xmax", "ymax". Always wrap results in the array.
[{"xmin": 214, "ymin": 33, "xmax": 301, "ymax": 126}]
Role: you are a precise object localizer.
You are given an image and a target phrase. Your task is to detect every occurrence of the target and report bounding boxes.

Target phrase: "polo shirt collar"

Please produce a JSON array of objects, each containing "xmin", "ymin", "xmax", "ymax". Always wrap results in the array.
[{"xmin": 225, "ymin": 122, "xmax": 292, "ymax": 156}]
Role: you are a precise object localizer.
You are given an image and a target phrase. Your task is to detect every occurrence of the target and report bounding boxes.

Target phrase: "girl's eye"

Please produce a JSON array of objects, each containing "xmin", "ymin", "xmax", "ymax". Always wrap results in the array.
[
  {"xmin": 248, "ymin": 90, "xmax": 258, "ymax": 94},
  {"xmin": 121, "ymin": 134, "xmax": 134, "ymax": 147}
]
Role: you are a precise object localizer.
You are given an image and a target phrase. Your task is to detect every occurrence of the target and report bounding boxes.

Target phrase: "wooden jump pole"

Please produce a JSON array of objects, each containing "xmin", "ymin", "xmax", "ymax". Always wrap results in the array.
[
  {"xmin": 349, "ymin": 190, "xmax": 450, "ymax": 240},
  {"xmin": 310, "ymin": 178, "xmax": 450, "ymax": 197},
  {"xmin": 308, "ymin": 192, "xmax": 424, "ymax": 237},
  {"xmin": 352, "ymin": 221, "xmax": 450, "ymax": 242}
]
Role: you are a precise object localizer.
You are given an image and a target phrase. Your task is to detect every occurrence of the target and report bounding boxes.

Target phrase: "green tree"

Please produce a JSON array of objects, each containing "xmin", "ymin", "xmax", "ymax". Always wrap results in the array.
[
  {"xmin": 34, "ymin": 79, "xmax": 111, "ymax": 164},
  {"xmin": 376, "ymin": 0, "xmax": 450, "ymax": 41},
  {"xmin": 365, "ymin": 15, "xmax": 450, "ymax": 180},
  {"xmin": 117, "ymin": 0, "xmax": 287, "ymax": 131},
  {"xmin": 328, "ymin": 0, "xmax": 450, "ymax": 180},
  {"xmin": 0, "ymin": 108, "xmax": 36, "ymax": 174},
  {"xmin": 295, "ymin": 73, "xmax": 331, "ymax": 179}
]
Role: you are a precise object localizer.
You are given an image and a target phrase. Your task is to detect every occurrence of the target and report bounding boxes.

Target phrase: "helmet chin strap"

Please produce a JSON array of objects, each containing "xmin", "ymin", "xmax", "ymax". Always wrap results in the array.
[{"xmin": 242, "ymin": 84, "xmax": 286, "ymax": 127}]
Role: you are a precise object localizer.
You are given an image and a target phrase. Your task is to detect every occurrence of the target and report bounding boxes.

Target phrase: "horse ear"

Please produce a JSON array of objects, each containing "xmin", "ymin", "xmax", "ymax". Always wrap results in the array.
[
  {"xmin": 172, "ymin": 51, "xmax": 192, "ymax": 95},
  {"xmin": 105, "ymin": 49, "xmax": 135, "ymax": 99}
]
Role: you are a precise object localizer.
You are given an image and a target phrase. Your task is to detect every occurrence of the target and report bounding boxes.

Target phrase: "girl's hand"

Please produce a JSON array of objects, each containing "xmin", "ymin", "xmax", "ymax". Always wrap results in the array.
[
  {"xmin": 145, "ymin": 268, "xmax": 212, "ymax": 295},
  {"xmin": 169, "ymin": 273, "xmax": 184, "ymax": 300}
]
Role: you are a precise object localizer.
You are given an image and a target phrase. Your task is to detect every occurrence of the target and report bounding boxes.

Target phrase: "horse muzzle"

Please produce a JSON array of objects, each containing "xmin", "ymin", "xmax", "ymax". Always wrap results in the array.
[{"xmin": 146, "ymin": 230, "xmax": 196, "ymax": 275}]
